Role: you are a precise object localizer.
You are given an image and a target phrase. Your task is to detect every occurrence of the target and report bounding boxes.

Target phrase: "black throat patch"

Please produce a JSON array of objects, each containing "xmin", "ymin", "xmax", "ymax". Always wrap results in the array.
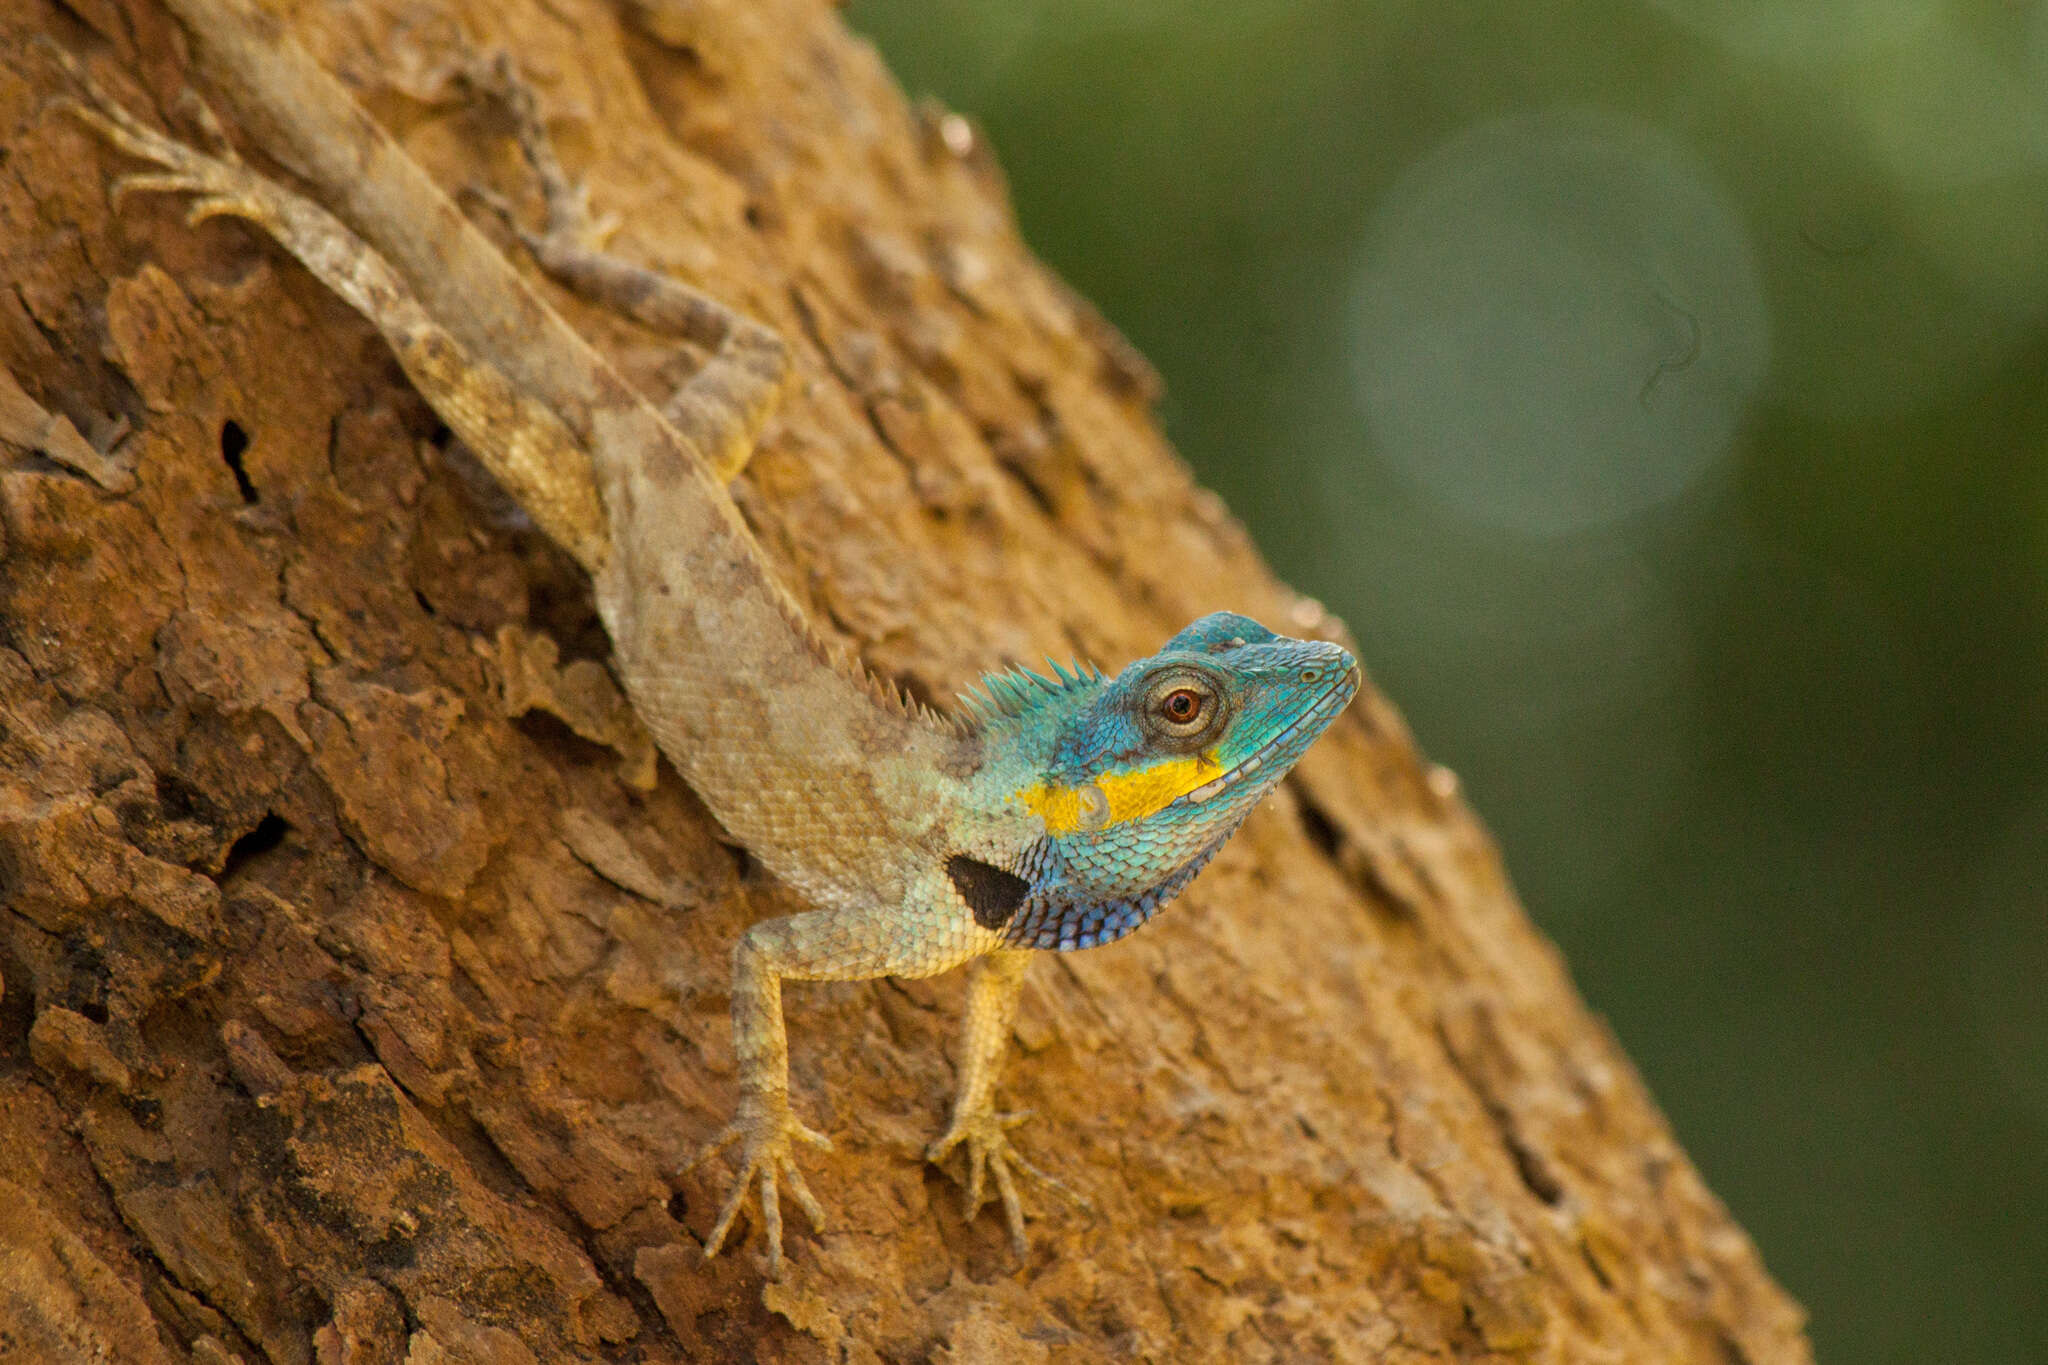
[{"xmin": 945, "ymin": 854, "xmax": 1029, "ymax": 930}]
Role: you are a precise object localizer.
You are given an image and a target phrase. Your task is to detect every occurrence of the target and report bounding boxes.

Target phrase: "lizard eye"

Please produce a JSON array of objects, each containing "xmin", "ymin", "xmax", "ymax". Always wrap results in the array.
[{"xmin": 1141, "ymin": 666, "xmax": 1227, "ymax": 746}]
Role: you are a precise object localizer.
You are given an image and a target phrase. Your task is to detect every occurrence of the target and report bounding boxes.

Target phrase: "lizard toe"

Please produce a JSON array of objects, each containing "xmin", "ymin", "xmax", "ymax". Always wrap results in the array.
[
  {"xmin": 927, "ymin": 1108, "xmax": 1085, "ymax": 1256},
  {"xmin": 690, "ymin": 1102, "xmax": 832, "ymax": 1273}
]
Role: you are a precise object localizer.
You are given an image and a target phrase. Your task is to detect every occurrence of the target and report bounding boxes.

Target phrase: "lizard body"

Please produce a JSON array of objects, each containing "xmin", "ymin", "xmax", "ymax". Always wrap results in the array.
[{"xmin": 61, "ymin": 0, "xmax": 1358, "ymax": 1274}]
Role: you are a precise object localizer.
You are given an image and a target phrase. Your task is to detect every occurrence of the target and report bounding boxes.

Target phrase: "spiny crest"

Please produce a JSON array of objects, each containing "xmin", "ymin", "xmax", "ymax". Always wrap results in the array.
[
  {"xmin": 767, "ymin": 579, "xmax": 953, "ymax": 729},
  {"xmin": 857, "ymin": 664, "xmax": 949, "ymax": 729},
  {"xmin": 956, "ymin": 656, "xmax": 1105, "ymax": 731}
]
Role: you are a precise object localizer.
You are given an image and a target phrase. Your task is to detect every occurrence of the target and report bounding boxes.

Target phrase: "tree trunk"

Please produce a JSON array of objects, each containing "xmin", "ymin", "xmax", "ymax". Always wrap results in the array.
[{"xmin": 0, "ymin": 1, "xmax": 1811, "ymax": 1360}]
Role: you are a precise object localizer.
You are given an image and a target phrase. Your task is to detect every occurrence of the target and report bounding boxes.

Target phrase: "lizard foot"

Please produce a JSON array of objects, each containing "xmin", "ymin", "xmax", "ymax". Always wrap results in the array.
[
  {"xmin": 453, "ymin": 52, "xmax": 790, "ymax": 485},
  {"xmin": 683, "ymin": 1098, "xmax": 832, "ymax": 1277},
  {"xmin": 926, "ymin": 1107, "xmax": 1087, "ymax": 1257},
  {"xmin": 459, "ymin": 53, "xmax": 620, "ymax": 270},
  {"xmin": 49, "ymin": 44, "xmax": 301, "ymax": 243}
]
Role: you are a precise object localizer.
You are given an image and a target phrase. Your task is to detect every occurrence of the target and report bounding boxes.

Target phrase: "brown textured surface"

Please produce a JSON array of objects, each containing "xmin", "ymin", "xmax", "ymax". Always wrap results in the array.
[{"xmin": 0, "ymin": 0, "xmax": 1812, "ymax": 1359}]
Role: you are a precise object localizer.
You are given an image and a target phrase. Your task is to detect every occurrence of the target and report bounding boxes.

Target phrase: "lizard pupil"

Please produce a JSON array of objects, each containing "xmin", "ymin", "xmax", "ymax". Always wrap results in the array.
[{"xmin": 1164, "ymin": 689, "xmax": 1201, "ymax": 723}]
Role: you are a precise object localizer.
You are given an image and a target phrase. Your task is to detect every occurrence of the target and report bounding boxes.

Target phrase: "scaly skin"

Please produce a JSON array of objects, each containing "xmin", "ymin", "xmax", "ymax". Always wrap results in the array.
[{"xmin": 61, "ymin": 1, "xmax": 1358, "ymax": 1275}]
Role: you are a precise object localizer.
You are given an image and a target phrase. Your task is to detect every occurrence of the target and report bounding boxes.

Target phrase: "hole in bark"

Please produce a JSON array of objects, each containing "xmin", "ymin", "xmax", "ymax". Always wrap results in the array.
[
  {"xmin": 1503, "ymin": 1128, "xmax": 1565, "ymax": 1206},
  {"xmin": 1716, "ymin": 1327, "xmax": 1759, "ymax": 1365},
  {"xmin": 155, "ymin": 771, "xmax": 206, "ymax": 823},
  {"xmin": 993, "ymin": 450, "xmax": 1058, "ymax": 519},
  {"xmin": 219, "ymin": 420, "xmax": 257, "ymax": 502},
  {"xmin": 513, "ymin": 710, "xmax": 616, "ymax": 770},
  {"xmin": 0, "ymin": 944, "xmax": 33, "ymax": 1060},
  {"xmin": 1296, "ymin": 794, "xmax": 1340, "ymax": 859},
  {"xmin": 724, "ymin": 841, "xmax": 755, "ymax": 881},
  {"xmin": 1580, "ymin": 1238, "xmax": 1615, "ymax": 1292},
  {"xmin": 57, "ymin": 936, "xmax": 113, "ymax": 1026},
  {"xmin": 123, "ymin": 1094, "xmax": 164, "ymax": 1130},
  {"xmin": 365, "ymin": 1228, "xmax": 419, "ymax": 1271},
  {"xmin": 666, "ymin": 1190, "xmax": 688, "ymax": 1223},
  {"xmin": 220, "ymin": 814, "xmax": 289, "ymax": 882}
]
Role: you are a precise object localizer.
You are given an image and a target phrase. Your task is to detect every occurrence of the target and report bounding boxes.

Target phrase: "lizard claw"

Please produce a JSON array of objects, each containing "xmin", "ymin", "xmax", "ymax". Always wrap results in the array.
[
  {"xmin": 926, "ymin": 1108, "xmax": 1086, "ymax": 1258},
  {"xmin": 47, "ymin": 44, "xmax": 292, "ymax": 239},
  {"xmin": 684, "ymin": 1099, "xmax": 832, "ymax": 1277}
]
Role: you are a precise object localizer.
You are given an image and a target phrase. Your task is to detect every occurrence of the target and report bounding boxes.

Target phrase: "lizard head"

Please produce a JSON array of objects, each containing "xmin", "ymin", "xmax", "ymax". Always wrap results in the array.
[{"xmin": 957, "ymin": 611, "xmax": 1359, "ymax": 951}]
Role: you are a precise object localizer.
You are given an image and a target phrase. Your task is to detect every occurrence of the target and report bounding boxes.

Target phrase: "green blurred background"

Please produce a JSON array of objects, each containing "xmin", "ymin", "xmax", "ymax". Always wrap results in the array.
[{"xmin": 848, "ymin": 2, "xmax": 2047, "ymax": 1360}]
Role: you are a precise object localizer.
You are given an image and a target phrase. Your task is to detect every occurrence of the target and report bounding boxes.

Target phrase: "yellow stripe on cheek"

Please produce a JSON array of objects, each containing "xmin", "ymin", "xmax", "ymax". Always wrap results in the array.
[{"xmin": 1016, "ymin": 751, "xmax": 1223, "ymax": 835}]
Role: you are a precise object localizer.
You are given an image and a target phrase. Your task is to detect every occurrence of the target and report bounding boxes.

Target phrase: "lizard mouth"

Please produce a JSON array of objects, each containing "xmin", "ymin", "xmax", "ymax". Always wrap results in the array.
[{"xmin": 1179, "ymin": 668, "xmax": 1359, "ymax": 807}]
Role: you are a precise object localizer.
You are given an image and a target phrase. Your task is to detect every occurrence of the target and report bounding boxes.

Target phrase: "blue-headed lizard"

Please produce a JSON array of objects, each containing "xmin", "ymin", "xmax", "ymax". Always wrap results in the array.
[{"xmin": 57, "ymin": 0, "xmax": 1359, "ymax": 1275}]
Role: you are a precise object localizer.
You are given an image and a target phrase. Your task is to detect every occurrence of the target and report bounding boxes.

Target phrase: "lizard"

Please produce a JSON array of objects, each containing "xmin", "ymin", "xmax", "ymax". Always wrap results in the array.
[{"xmin": 54, "ymin": 0, "xmax": 1361, "ymax": 1276}]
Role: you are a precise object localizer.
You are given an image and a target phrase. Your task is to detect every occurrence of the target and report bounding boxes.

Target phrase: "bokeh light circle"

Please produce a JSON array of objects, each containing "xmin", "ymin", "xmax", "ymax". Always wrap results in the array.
[{"xmin": 1350, "ymin": 109, "xmax": 1770, "ymax": 538}]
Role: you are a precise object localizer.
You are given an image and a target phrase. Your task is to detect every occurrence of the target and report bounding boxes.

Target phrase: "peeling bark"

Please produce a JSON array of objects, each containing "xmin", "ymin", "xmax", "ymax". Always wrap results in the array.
[{"xmin": 0, "ymin": 1, "xmax": 1812, "ymax": 1360}]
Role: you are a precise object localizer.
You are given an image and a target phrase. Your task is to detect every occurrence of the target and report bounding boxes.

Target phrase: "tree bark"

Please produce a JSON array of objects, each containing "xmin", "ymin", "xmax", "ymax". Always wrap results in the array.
[{"xmin": 0, "ymin": 1, "xmax": 1812, "ymax": 1360}]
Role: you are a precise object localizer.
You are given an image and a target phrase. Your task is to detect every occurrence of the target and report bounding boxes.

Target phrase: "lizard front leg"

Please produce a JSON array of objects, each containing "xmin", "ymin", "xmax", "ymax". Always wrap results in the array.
[
  {"xmin": 463, "ymin": 59, "xmax": 790, "ymax": 484},
  {"xmin": 689, "ymin": 902, "xmax": 999, "ymax": 1276},
  {"xmin": 926, "ymin": 948, "xmax": 1083, "ymax": 1255},
  {"xmin": 683, "ymin": 921, "xmax": 834, "ymax": 1277}
]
